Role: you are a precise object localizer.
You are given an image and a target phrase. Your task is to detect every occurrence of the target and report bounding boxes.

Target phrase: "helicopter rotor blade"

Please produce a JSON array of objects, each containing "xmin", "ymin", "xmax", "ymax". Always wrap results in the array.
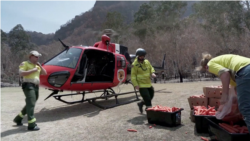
[{"xmin": 58, "ymin": 38, "xmax": 69, "ymax": 50}]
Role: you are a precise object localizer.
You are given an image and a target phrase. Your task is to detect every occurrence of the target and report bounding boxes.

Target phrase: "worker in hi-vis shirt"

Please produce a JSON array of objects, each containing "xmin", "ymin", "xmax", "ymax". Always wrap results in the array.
[
  {"xmin": 131, "ymin": 48, "xmax": 156, "ymax": 114},
  {"xmin": 13, "ymin": 50, "xmax": 47, "ymax": 131},
  {"xmin": 198, "ymin": 53, "xmax": 250, "ymax": 132}
]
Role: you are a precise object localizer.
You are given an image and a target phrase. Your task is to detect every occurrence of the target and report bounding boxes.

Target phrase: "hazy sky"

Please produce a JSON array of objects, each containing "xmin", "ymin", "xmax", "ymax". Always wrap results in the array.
[{"xmin": 1, "ymin": 1, "xmax": 96, "ymax": 34}]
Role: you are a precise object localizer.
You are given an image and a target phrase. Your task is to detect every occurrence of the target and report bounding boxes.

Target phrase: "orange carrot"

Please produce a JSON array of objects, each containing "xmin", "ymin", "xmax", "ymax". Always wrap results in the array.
[
  {"xmin": 221, "ymin": 123, "xmax": 239, "ymax": 133},
  {"xmin": 240, "ymin": 128, "xmax": 245, "ymax": 133},
  {"xmin": 201, "ymin": 137, "xmax": 209, "ymax": 141},
  {"xmin": 127, "ymin": 129, "xmax": 137, "ymax": 132},
  {"xmin": 219, "ymin": 123, "xmax": 237, "ymax": 133}
]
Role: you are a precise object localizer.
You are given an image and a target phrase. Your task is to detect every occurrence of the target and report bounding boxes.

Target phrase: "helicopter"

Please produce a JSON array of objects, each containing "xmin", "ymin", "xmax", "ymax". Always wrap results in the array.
[{"xmin": 39, "ymin": 34, "xmax": 141, "ymax": 109}]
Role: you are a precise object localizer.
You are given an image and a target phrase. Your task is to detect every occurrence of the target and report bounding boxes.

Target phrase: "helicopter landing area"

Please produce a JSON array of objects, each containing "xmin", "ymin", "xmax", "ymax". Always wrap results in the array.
[{"xmin": 1, "ymin": 81, "xmax": 221, "ymax": 141}]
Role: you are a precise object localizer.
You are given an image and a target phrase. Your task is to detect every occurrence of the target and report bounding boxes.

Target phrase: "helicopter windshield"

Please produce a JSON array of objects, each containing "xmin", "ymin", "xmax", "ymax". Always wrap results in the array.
[{"xmin": 44, "ymin": 48, "xmax": 82, "ymax": 69}]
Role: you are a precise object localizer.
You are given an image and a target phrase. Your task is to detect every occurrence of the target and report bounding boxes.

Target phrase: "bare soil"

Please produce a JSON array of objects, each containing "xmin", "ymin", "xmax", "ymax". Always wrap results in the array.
[{"xmin": 1, "ymin": 80, "xmax": 221, "ymax": 141}]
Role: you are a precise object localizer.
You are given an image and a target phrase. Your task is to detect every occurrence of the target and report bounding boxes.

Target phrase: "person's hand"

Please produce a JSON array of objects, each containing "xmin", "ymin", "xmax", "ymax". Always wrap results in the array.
[
  {"xmin": 32, "ymin": 67, "xmax": 38, "ymax": 72},
  {"xmin": 151, "ymin": 73, "xmax": 156, "ymax": 78},
  {"xmin": 135, "ymin": 86, "xmax": 139, "ymax": 90},
  {"xmin": 217, "ymin": 104, "xmax": 224, "ymax": 112},
  {"xmin": 37, "ymin": 62, "xmax": 41, "ymax": 67}
]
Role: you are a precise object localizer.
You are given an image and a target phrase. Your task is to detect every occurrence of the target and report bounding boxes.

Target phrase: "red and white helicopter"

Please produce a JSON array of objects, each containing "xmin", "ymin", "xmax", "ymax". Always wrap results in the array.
[{"xmin": 39, "ymin": 34, "xmax": 141, "ymax": 109}]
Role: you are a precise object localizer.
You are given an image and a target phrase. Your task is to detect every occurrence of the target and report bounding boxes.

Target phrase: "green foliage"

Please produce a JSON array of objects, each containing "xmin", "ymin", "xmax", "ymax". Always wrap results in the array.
[
  {"xmin": 152, "ymin": 1, "xmax": 187, "ymax": 20},
  {"xmin": 133, "ymin": 1, "xmax": 187, "ymax": 40},
  {"xmin": 8, "ymin": 24, "xmax": 35, "ymax": 54},
  {"xmin": 1, "ymin": 30, "xmax": 8, "ymax": 43},
  {"xmin": 26, "ymin": 31, "xmax": 54, "ymax": 46},
  {"xmin": 193, "ymin": 1, "xmax": 245, "ymax": 37},
  {"xmin": 102, "ymin": 11, "xmax": 125, "ymax": 30},
  {"xmin": 134, "ymin": 3, "xmax": 154, "ymax": 23}
]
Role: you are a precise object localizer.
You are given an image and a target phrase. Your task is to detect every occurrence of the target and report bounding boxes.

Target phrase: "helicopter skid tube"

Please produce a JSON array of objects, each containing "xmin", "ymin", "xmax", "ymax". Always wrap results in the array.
[
  {"xmin": 53, "ymin": 92, "xmax": 86, "ymax": 105},
  {"xmin": 52, "ymin": 90, "xmax": 140, "ymax": 109},
  {"xmin": 49, "ymin": 79, "xmax": 166, "ymax": 109},
  {"xmin": 88, "ymin": 97, "xmax": 140, "ymax": 109},
  {"xmin": 87, "ymin": 88, "xmax": 167, "ymax": 109},
  {"xmin": 50, "ymin": 80, "xmax": 140, "ymax": 109}
]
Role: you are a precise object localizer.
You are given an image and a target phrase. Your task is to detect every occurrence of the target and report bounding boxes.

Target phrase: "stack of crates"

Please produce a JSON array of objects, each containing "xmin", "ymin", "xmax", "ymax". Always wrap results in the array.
[
  {"xmin": 203, "ymin": 86, "xmax": 223, "ymax": 110},
  {"xmin": 187, "ymin": 94, "xmax": 208, "ymax": 123},
  {"xmin": 188, "ymin": 85, "xmax": 227, "ymax": 122},
  {"xmin": 188, "ymin": 85, "xmax": 228, "ymax": 133},
  {"xmin": 188, "ymin": 86, "xmax": 222, "ymax": 133}
]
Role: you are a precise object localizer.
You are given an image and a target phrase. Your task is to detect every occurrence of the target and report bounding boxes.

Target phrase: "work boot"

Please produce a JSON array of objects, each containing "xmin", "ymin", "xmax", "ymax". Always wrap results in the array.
[
  {"xmin": 13, "ymin": 115, "xmax": 23, "ymax": 126},
  {"xmin": 28, "ymin": 123, "xmax": 40, "ymax": 131},
  {"xmin": 28, "ymin": 126, "xmax": 40, "ymax": 131},
  {"xmin": 137, "ymin": 101, "xmax": 145, "ymax": 114},
  {"xmin": 145, "ymin": 106, "xmax": 152, "ymax": 112}
]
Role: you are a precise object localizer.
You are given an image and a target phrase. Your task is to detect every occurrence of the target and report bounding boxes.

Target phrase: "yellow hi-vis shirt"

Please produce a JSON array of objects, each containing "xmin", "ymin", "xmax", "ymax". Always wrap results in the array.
[
  {"xmin": 131, "ymin": 57, "xmax": 155, "ymax": 88},
  {"xmin": 208, "ymin": 54, "xmax": 250, "ymax": 87},
  {"xmin": 19, "ymin": 61, "xmax": 41, "ymax": 85}
]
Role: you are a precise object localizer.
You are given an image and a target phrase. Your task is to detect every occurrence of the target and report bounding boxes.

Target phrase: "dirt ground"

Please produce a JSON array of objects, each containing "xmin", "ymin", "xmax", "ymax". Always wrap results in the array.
[{"xmin": 1, "ymin": 80, "xmax": 221, "ymax": 141}]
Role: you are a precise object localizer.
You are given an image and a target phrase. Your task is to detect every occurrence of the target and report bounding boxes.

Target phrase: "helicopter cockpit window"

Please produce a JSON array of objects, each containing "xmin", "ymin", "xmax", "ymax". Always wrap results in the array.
[
  {"xmin": 117, "ymin": 56, "xmax": 126, "ymax": 68},
  {"xmin": 44, "ymin": 48, "xmax": 82, "ymax": 69}
]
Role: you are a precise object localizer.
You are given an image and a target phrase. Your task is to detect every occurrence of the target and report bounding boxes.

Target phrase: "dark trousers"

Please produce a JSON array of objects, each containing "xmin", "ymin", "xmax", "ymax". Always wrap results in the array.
[
  {"xmin": 139, "ymin": 86, "xmax": 154, "ymax": 107},
  {"xmin": 14, "ymin": 83, "xmax": 39, "ymax": 127}
]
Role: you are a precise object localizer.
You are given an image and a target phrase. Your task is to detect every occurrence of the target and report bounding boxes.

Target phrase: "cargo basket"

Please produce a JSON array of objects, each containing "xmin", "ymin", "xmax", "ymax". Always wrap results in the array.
[
  {"xmin": 206, "ymin": 117, "xmax": 250, "ymax": 141},
  {"xmin": 146, "ymin": 108, "xmax": 184, "ymax": 127}
]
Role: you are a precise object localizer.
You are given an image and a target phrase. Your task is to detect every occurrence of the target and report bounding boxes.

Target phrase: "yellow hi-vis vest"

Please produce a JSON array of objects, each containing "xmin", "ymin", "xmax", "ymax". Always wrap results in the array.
[
  {"xmin": 131, "ymin": 58, "xmax": 155, "ymax": 88},
  {"xmin": 19, "ymin": 61, "xmax": 41, "ymax": 85}
]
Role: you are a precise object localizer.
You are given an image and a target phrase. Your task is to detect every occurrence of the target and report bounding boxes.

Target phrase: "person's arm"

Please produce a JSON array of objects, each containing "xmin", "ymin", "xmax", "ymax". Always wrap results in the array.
[
  {"xmin": 148, "ymin": 61, "xmax": 156, "ymax": 78},
  {"xmin": 208, "ymin": 60, "xmax": 231, "ymax": 104},
  {"xmin": 131, "ymin": 64, "xmax": 139, "ymax": 89},
  {"xmin": 219, "ymin": 71, "xmax": 230, "ymax": 104},
  {"xmin": 19, "ymin": 61, "xmax": 37, "ymax": 76},
  {"xmin": 20, "ymin": 69, "xmax": 38, "ymax": 76},
  {"xmin": 37, "ymin": 62, "xmax": 47, "ymax": 75},
  {"xmin": 234, "ymin": 87, "xmax": 237, "ymax": 95}
]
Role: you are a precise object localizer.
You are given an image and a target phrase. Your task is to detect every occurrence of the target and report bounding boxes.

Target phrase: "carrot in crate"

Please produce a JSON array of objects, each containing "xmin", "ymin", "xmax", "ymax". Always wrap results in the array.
[
  {"xmin": 146, "ymin": 105, "xmax": 181, "ymax": 112},
  {"xmin": 193, "ymin": 106, "xmax": 216, "ymax": 116},
  {"xmin": 218, "ymin": 122, "xmax": 249, "ymax": 134}
]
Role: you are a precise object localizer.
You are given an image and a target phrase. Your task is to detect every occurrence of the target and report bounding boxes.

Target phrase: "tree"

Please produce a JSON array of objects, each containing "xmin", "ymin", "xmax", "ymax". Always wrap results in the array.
[
  {"xmin": 102, "ymin": 11, "xmax": 125, "ymax": 30},
  {"xmin": 1, "ymin": 30, "xmax": 8, "ymax": 44},
  {"xmin": 151, "ymin": 1, "xmax": 187, "ymax": 30},
  {"xmin": 102, "ymin": 11, "xmax": 125, "ymax": 43},
  {"xmin": 193, "ymin": 1, "xmax": 246, "ymax": 49},
  {"xmin": 8, "ymin": 24, "xmax": 32, "ymax": 54},
  {"xmin": 133, "ymin": 1, "xmax": 187, "ymax": 40},
  {"xmin": 133, "ymin": 3, "xmax": 155, "ymax": 40},
  {"xmin": 1, "ymin": 30, "xmax": 10, "ymax": 73},
  {"xmin": 134, "ymin": 3, "xmax": 154, "ymax": 23}
]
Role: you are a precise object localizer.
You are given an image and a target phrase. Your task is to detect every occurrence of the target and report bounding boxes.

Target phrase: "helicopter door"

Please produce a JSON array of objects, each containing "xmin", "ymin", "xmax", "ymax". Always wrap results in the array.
[{"xmin": 71, "ymin": 54, "xmax": 88, "ymax": 83}]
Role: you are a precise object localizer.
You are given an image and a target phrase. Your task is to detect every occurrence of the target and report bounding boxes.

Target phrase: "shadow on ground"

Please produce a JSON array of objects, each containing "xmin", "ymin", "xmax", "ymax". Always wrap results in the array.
[
  {"xmin": 1, "ymin": 126, "xmax": 28, "ymax": 138},
  {"xmin": 37, "ymin": 95, "xmax": 141, "ymax": 122},
  {"xmin": 127, "ymin": 114, "xmax": 184, "ymax": 131}
]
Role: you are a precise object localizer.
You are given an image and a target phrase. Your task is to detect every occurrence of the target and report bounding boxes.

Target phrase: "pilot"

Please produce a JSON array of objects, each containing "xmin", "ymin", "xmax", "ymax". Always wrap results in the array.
[
  {"xmin": 13, "ymin": 50, "xmax": 47, "ymax": 131},
  {"xmin": 87, "ymin": 58, "xmax": 97, "ymax": 76},
  {"xmin": 131, "ymin": 48, "xmax": 156, "ymax": 114}
]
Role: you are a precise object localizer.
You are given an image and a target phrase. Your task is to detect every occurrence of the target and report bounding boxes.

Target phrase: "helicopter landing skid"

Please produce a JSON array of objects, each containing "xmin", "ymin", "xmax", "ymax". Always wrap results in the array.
[{"xmin": 50, "ymin": 81, "xmax": 141, "ymax": 109}]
